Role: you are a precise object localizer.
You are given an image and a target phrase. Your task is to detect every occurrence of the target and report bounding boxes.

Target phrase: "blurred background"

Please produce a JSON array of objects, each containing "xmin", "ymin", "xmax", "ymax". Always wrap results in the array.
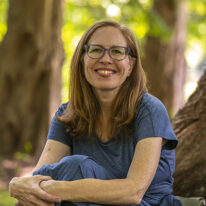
[{"xmin": 0, "ymin": 0, "xmax": 206, "ymax": 205}]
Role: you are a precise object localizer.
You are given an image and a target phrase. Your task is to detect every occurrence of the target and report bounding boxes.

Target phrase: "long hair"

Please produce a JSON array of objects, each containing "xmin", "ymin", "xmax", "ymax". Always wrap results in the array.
[{"xmin": 57, "ymin": 20, "xmax": 147, "ymax": 139}]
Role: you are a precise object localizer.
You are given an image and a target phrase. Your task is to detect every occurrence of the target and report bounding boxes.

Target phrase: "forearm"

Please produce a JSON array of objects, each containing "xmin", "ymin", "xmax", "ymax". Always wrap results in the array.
[{"xmin": 41, "ymin": 178, "xmax": 142, "ymax": 205}]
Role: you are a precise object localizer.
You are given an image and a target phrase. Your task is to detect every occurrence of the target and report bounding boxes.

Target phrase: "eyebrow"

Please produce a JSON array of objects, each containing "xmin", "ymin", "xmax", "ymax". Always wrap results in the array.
[{"xmin": 88, "ymin": 44, "xmax": 128, "ymax": 48}]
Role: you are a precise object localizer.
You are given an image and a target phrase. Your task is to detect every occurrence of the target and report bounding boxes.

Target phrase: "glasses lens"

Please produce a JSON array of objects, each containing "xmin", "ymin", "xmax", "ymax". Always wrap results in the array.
[
  {"xmin": 87, "ymin": 45, "xmax": 104, "ymax": 59},
  {"xmin": 110, "ymin": 47, "xmax": 126, "ymax": 60}
]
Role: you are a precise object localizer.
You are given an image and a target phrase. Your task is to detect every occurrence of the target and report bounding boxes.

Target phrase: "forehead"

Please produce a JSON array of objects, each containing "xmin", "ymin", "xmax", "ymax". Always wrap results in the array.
[{"xmin": 88, "ymin": 26, "xmax": 127, "ymax": 47}]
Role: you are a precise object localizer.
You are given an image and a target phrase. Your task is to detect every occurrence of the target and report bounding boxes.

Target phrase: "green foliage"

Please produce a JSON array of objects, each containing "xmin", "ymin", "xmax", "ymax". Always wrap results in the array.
[
  {"xmin": 187, "ymin": 0, "xmax": 206, "ymax": 53},
  {"xmin": 24, "ymin": 142, "xmax": 32, "ymax": 153},
  {"xmin": 147, "ymin": 10, "xmax": 172, "ymax": 42},
  {"xmin": 0, "ymin": 0, "xmax": 7, "ymax": 41},
  {"xmin": 12, "ymin": 142, "xmax": 32, "ymax": 161},
  {"xmin": 0, "ymin": 190, "xmax": 17, "ymax": 206},
  {"xmin": 13, "ymin": 152, "xmax": 30, "ymax": 161}
]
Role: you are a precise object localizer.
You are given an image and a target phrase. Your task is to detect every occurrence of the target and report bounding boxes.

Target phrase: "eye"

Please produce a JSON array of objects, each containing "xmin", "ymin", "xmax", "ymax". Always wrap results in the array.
[
  {"xmin": 89, "ymin": 46, "xmax": 103, "ymax": 54},
  {"xmin": 111, "ymin": 47, "xmax": 125, "ymax": 55}
]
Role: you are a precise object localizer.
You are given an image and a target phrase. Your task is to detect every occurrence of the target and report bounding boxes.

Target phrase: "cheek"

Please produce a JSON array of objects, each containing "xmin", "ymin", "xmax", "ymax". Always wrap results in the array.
[
  {"xmin": 120, "ymin": 61, "xmax": 132, "ymax": 76},
  {"xmin": 83, "ymin": 57, "xmax": 97, "ymax": 82},
  {"xmin": 126, "ymin": 59, "xmax": 134, "ymax": 76},
  {"xmin": 83, "ymin": 57, "xmax": 90, "ymax": 77},
  {"xmin": 127, "ymin": 66, "xmax": 133, "ymax": 76},
  {"xmin": 83, "ymin": 56, "xmax": 95, "ymax": 72}
]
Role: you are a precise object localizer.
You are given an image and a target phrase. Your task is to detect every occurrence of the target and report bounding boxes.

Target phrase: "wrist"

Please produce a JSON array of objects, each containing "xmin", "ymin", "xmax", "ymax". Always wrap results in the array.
[
  {"xmin": 40, "ymin": 180, "xmax": 62, "ymax": 197},
  {"xmin": 40, "ymin": 180, "xmax": 72, "ymax": 201},
  {"xmin": 40, "ymin": 179, "xmax": 54, "ymax": 192},
  {"xmin": 54, "ymin": 181, "xmax": 72, "ymax": 201}
]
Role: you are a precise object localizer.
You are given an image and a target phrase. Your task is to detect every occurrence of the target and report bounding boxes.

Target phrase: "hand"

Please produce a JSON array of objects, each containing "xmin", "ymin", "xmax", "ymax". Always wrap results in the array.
[
  {"xmin": 40, "ymin": 180, "xmax": 57, "ymax": 194},
  {"xmin": 9, "ymin": 175, "xmax": 61, "ymax": 206}
]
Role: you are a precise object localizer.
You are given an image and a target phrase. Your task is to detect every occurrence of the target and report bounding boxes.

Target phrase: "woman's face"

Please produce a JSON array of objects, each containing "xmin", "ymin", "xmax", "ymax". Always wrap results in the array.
[{"xmin": 83, "ymin": 26, "xmax": 134, "ymax": 96}]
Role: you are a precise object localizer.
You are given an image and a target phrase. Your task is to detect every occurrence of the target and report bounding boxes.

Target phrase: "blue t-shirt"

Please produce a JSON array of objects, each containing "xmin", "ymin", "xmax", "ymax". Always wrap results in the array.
[{"xmin": 47, "ymin": 93, "xmax": 178, "ymax": 204}]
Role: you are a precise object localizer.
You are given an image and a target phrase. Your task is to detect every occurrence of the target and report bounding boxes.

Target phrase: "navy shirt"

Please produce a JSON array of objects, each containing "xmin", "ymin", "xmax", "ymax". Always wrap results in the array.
[{"xmin": 47, "ymin": 93, "xmax": 178, "ymax": 205}]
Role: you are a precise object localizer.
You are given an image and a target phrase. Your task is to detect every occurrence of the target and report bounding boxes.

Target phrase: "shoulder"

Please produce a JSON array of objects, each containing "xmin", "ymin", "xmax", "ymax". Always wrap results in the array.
[
  {"xmin": 137, "ymin": 93, "xmax": 167, "ymax": 118},
  {"xmin": 55, "ymin": 102, "xmax": 69, "ymax": 116},
  {"xmin": 134, "ymin": 93, "xmax": 178, "ymax": 149},
  {"xmin": 142, "ymin": 92, "xmax": 162, "ymax": 102}
]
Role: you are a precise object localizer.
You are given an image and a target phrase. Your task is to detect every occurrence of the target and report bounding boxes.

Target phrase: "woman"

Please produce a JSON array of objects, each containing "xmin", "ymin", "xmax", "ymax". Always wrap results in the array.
[{"xmin": 9, "ymin": 20, "xmax": 182, "ymax": 206}]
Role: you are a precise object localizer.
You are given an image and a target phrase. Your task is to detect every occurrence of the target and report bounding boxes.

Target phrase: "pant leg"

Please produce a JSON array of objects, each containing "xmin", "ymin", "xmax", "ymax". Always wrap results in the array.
[{"xmin": 33, "ymin": 155, "xmax": 114, "ymax": 206}]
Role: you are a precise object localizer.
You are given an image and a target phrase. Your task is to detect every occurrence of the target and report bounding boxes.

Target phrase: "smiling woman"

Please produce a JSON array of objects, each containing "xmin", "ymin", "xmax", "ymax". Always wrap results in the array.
[
  {"xmin": 9, "ymin": 20, "xmax": 182, "ymax": 206},
  {"xmin": 83, "ymin": 26, "xmax": 134, "ymax": 104}
]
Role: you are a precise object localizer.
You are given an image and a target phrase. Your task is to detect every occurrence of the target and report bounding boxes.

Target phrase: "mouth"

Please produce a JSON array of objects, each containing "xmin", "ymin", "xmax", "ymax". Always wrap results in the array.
[{"xmin": 95, "ymin": 68, "xmax": 116, "ymax": 75}]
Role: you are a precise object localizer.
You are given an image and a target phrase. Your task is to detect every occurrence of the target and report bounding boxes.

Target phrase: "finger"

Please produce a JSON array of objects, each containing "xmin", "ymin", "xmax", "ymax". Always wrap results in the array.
[
  {"xmin": 32, "ymin": 197, "xmax": 55, "ymax": 206},
  {"xmin": 37, "ymin": 189, "xmax": 61, "ymax": 203},
  {"xmin": 18, "ymin": 198, "xmax": 30, "ymax": 206},
  {"xmin": 19, "ymin": 195, "xmax": 53, "ymax": 206},
  {"xmin": 34, "ymin": 175, "xmax": 53, "ymax": 182},
  {"xmin": 36, "ymin": 181, "xmax": 61, "ymax": 203}
]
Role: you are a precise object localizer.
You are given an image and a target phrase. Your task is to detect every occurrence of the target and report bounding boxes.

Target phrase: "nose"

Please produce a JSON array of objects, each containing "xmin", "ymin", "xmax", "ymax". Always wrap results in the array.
[{"xmin": 99, "ymin": 50, "xmax": 113, "ymax": 63}]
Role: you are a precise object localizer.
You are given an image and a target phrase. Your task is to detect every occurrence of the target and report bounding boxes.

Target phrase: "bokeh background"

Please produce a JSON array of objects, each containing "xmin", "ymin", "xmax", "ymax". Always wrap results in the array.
[{"xmin": 0, "ymin": 0, "xmax": 206, "ymax": 205}]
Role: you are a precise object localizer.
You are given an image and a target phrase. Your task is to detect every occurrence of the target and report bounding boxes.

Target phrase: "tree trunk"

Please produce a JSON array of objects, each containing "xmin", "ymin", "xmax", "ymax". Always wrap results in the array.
[
  {"xmin": 143, "ymin": 0, "xmax": 187, "ymax": 117},
  {"xmin": 0, "ymin": 0, "xmax": 64, "ymax": 157},
  {"xmin": 173, "ymin": 70, "xmax": 206, "ymax": 197}
]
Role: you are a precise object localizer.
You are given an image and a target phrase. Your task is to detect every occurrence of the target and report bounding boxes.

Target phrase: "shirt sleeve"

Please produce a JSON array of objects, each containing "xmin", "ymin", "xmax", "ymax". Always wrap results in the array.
[
  {"xmin": 47, "ymin": 102, "xmax": 72, "ymax": 147},
  {"xmin": 134, "ymin": 94, "xmax": 178, "ymax": 150}
]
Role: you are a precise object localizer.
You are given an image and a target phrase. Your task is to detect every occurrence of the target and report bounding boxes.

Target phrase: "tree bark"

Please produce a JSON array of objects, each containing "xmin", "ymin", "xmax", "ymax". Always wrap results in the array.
[
  {"xmin": 0, "ymin": 0, "xmax": 64, "ymax": 157},
  {"xmin": 143, "ymin": 0, "xmax": 187, "ymax": 117},
  {"xmin": 173, "ymin": 70, "xmax": 206, "ymax": 197}
]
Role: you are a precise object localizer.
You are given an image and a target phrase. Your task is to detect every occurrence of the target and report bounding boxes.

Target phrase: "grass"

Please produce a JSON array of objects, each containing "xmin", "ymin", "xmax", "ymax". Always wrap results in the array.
[{"xmin": 0, "ymin": 190, "xmax": 17, "ymax": 206}]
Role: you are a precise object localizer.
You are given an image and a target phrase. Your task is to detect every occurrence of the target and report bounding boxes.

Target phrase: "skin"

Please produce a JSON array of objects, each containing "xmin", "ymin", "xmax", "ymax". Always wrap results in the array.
[
  {"xmin": 83, "ymin": 26, "xmax": 133, "ymax": 98},
  {"xmin": 9, "ymin": 26, "xmax": 163, "ymax": 206}
]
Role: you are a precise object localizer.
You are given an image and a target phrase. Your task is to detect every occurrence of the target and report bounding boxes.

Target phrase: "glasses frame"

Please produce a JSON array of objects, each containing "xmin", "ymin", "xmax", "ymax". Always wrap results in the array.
[{"xmin": 84, "ymin": 44, "xmax": 131, "ymax": 61}]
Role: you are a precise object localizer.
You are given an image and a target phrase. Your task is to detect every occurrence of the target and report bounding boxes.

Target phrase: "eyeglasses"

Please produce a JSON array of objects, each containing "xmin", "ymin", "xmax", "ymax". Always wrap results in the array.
[{"xmin": 84, "ymin": 44, "xmax": 131, "ymax": 61}]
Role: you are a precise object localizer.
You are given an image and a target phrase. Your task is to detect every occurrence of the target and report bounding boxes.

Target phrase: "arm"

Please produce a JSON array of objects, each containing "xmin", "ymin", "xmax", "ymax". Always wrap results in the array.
[
  {"xmin": 34, "ymin": 139, "xmax": 71, "ymax": 171},
  {"xmin": 40, "ymin": 137, "xmax": 162, "ymax": 205},
  {"xmin": 9, "ymin": 139, "xmax": 71, "ymax": 205}
]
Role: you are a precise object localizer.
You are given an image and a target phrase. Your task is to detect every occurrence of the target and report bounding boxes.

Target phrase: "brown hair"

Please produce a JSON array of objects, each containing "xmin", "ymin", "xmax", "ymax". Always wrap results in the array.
[{"xmin": 57, "ymin": 20, "xmax": 147, "ymax": 139}]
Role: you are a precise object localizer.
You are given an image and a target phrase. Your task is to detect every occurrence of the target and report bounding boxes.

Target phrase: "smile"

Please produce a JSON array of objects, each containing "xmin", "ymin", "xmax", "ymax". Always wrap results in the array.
[
  {"xmin": 95, "ymin": 68, "xmax": 116, "ymax": 75},
  {"xmin": 97, "ymin": 70, "xmax": 114, "ymax": 74}
]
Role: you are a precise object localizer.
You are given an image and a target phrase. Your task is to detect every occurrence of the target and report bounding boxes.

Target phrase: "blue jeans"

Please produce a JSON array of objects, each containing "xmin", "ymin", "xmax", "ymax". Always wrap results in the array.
[{"xmin": 33, "ymin": 155, "xmax": 182, "ymax": 206}]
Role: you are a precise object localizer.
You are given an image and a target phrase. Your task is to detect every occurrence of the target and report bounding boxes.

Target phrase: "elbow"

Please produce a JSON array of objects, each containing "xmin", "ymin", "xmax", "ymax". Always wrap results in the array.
[
  {"xmin": 120, "ymin": 178, "xmax": 146, "ymax": 205},
  {"xmin": 126, "ymin": 183, "xmax": 145, "ymax": 205},
  {"xmin": 129, "ymin": 192, "xmax": 143, "ymax": 205}
]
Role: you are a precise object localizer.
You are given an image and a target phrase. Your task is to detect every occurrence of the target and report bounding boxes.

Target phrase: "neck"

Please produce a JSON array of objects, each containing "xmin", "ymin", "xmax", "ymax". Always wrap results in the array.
[
  {"xmin": 94, "ymin": 89, "xmax": 118, "ymax": 117},
  {"xmin": 94, "ymin": 89, "xmax": 119, "ymax": 141}
]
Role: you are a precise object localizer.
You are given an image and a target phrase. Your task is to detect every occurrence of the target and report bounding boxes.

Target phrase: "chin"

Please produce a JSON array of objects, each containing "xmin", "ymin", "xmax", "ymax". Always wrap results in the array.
[{"xmin": 95, "ymin": 86, "xmax": 120, "ymax": 92}]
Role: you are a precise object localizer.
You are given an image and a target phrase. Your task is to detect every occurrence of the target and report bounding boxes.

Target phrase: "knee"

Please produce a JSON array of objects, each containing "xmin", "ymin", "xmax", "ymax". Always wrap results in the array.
[
  {"xmin": 33, "ymin": 155, "xmax": 89, "ymax": 178},
  {"xmin": 59, "ymin": 155, "xmax": 89, "ymax": 166}
]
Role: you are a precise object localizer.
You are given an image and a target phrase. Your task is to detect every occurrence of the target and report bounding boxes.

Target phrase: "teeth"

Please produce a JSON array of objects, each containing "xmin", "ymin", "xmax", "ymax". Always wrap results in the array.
[{"xmin": 97, "ymin": 70, "xmax": 114, "ymax": 74}]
